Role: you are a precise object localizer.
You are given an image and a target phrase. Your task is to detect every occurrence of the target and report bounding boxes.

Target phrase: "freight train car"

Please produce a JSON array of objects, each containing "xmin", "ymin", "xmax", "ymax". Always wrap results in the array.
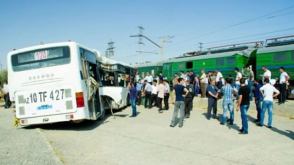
[{"xmin": 163, "ymin": 42, "xmax": 260, "ymax": 81}]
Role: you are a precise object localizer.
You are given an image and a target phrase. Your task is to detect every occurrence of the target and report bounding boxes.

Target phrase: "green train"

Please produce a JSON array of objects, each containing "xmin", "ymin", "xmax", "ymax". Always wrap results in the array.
[
  {"xmin": 134, "ymin": 62, "xmax": 163, "ymax": 79},
  {"xmin": 134, "ymin": 35, "xmax": 294, "ymax": 98}
]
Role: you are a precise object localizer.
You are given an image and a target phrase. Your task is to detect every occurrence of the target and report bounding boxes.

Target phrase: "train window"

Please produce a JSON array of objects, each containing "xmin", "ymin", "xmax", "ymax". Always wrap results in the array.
[
  {"xmin": 226, "ymin": 57, "xmax": 236, "ymax": 65},
  {"xmin": 273, "ymin": 53, "xmax": 287, "ymax": 62},
  {"xmin": 186, "ymin": 62, "xmax": 193, "ymax": 69},
  {"xmin": 291, "ymin": 52, "xmax": 294, "ymax": 61},
  {"xmin": 178, "ymin": 62, "xmax": 185, "ymax": 69},
  {"xmin": 216, "ymin": 58, "xmax": 224, "ymax": 66}
]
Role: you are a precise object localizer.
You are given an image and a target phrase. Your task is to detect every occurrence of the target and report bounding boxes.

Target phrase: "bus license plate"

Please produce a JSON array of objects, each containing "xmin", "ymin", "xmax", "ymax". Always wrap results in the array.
[{"xmin": 25, "ymin": 89, "xmax": 65, "ymax": 104}]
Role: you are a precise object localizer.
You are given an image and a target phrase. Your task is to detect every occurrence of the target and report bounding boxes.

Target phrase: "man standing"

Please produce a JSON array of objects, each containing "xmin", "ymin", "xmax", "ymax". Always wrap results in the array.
[
  {"xmin": 159, "ymin": 72, "xmax": 164, "ymax": 81},
  {"xmin": 144, "ymin": 80, "xmax": 152, "ymax": 108},
  {"xmin": 172, "ymin": 73, "xmax": 179, "ymax": 87},
  {"xmin": 254, "ymin": 79, "xmax": 263, "ymax": 122},
  {"xmin": 157, "ymin": 80, "xmax": 165, "ymax": 113},
  {"xmin": 180, "ymin": 71, "xmax": 185, "ymax": 79},
  {"xmin": 234, "ymin": 67, "xmax": 242, "ymax": 99},
  {"xmin": 3, "ymin": 80, "xmax": 11, "ymax": 109},
  {"xmin": 145, "ymin": 73, "xmax": 153, "ymax": 84},
  {"xmin": 215, "ymin": 69, "xmax": 224, "ymax": 85},
  {"xmin": 200, "ymin": 69, "xmax": 206, "ymax": 98},
  {"xmin": 257, "ymin": 78, "xmax": 280, "ymax": 128},
  {"xmin": 136, "ymin": 79, "xmax": 143, "ymax": 105},
  {"xmin": 220, "ymin": 78, "xmax": 236, "ymax": 125},
  {"xmin": 163, "ymin": 80, "xmax": 170, "ymax": 110},
  {"xmin": 246, "ymin": 67, "xmax": 254, "ymax": 101},
  {"xmin": 149, "ymin": 80, "xmax": 158, "ymax": 109},
  {"xmin": 236, "ymin": 78, "xmax": 250, "ymax": 134},
  {"xmin": 260, "ymin": 66, "xmax": 271, "ymax": 84},
  {"xmin": 206, "ymin": 80, "xmax": 219, "ymax": 119},
  {"xmin": 278, "ymin": 67, "xmax": 290, "ymax": 104},
  {"xmin": 170, "ymin": 78, "xmax": 189, "ymax": 128},
  {"xmin": 184, "ymin": 80, "xmax": 194, "ymax": 118}
]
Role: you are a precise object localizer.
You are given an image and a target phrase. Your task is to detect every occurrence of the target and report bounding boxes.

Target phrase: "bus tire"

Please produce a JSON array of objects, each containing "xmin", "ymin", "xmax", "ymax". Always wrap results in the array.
[{"xmin": 127, "ymin": 94, "xmax": 130, "ymax": 106}]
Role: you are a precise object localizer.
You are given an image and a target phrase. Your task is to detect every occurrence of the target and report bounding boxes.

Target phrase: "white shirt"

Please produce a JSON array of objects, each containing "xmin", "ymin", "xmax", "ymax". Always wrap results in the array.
[
  {"xmin": 260, "ymin": 84, "xmax": 279, "ymax": 101},
  {"xmin": 151, "ymin": 85, "xmax": 157, "ymax": 94},
  {"xmin": 235, "ymin": 72, "xmax": 242, "ymax": 85},
  {"xmin": 145, "ymin": 75, "xmax": 153, "ymax": 83},
  {"xmin": 280, "ymin": 72, "xmax": 289, "ymax": 84},
  {"xmin": 164, "ymin": 83, "xmax": 170, "ymax": 93},
  {"xmin": 200, "ymin": 73, "xmax": 206, "ymax": 83},
  {"xmin": 204, "ymin": 77, "xmax": 208, "ymax": 84},
  {"xmin": 3, "ymin": 84, "xmax": 9, "ymax": 93},
  {"xmin": 135, "ymin": 75, "xmax": 140, "ymax": 82},
  {"xmin": 180, "ymin": 74, "xmax": 185, "ymax": 78},
  {"xmin": 263, "ymin": 70, "xmax": 271, "ymax": 83},
  {"xmin": 216, "ymin": 72, "xmax": 223, "ymax": 82}
]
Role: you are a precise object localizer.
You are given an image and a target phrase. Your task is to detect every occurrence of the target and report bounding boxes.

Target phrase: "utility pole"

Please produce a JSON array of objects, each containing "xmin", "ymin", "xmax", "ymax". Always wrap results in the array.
[
  {"xmin": 199, "ymin": 42, "xmax": 203, "ymax": 51},
  {"xmin": 138, "ymin": 26, "xmax": 144, "ymax": 62},
  {"xmin": 160, "ymin": 36, "xmax": 173, "ymax": 62},
  {"xmin": 106, "ymin": 41, "xmax": 115, "ymax": 58}
]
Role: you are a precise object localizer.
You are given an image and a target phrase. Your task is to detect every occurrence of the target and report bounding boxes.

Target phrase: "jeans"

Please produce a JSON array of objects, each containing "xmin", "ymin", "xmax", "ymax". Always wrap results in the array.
[
  {"xmin": 235, "ymin": 84, "xmax": 240, "ymax": 99},
  {"xmin": 171, "ymin": 101, "xmax": 185, "ymax": 126},
  {"xmin": 207, "ymin": 97, "xmax": 217, "ymax": 118},
  {"xmin": 240, "ymin": 105, "xmax": 249, "ymax": 133},
  {"xmin": 164, "ymin": 93, "xmax": 169, "ymax": 110},
  {"xmin": 222, "ymin": 100, "xmax": 234, "ymax": 124},
  {"xmin": 279, "ymin": 83, "xmax": 287, "ymax": 103},
  {"xmin": 130, "ymin": 99, "xmax": 137, "ymax": 116},
  {"xmin": 144, "ymin": 92, "xmax": 151, "ymax": 108},
  {"xmin": 4, "ymin": 93, "xmax": 11, "ymax": 108},
  {"xmin": 185, "ymin": 97, "xmax": 193, "ymax": 116},
  {"xmin": 260, "ymin": 100, "xmax": 273, "ymax": 127},
  {"xmin": 255, "ymin": 99, "xmax": 262, "ymax": 121},
  {"xmin": 248, "ymin": 81, "xmax": 254, "ymax": 101}
]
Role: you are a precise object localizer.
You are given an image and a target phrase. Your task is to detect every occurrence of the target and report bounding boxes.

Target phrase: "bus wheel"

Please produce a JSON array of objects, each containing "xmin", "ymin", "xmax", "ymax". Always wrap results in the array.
[{"xmin": 127, "ymin": 94, "xmax": 130, "ymax": 106}]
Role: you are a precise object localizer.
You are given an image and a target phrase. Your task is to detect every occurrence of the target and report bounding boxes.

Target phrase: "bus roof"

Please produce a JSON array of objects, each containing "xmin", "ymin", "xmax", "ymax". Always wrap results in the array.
[
  {"xmin": 7, "ymin": 41, "xmax": 100, "ymax": 57},
  {"xmin": 257, "ymin": 44, "xmax": 294, "ymax": 54},
  {"xmin": 101, "ymin": 57, "xmax": 132, "ymax": 68}
]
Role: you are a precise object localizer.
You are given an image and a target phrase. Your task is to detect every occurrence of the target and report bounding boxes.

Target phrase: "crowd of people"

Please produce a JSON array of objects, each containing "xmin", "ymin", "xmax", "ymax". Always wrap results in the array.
[{"xmin": 127, "ymin": 66, "xmax": 291, "ymax": 134}]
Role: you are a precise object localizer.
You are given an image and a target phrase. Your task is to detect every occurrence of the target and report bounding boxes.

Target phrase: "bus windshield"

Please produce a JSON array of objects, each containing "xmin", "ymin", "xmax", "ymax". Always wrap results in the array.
[{"xmin": 11, "ymin": 46, "xmax": 70, "ymax": 71}]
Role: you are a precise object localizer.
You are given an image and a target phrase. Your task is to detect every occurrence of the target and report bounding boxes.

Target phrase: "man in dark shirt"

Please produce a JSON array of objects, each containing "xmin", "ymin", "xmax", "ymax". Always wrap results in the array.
[
  {"xmin": 254, "ymin": 79, "xmax": 263, "ymax": 122},
  {"xmin": 159, "ymin": 72, "xmax": 164, "ymax": 81},
  {"xmin": 170, "ymin": 78, "xmax": 189, "ymax": 128},
  {"xmin": 206, "ymin": 80, "xmax": 219, "ymax": 119},
  {"xmin": 184, "ymin": 80, "xmax": 194, "ymax": 118},
  {"xmin": 236, "ymin": 78, "xmax": 250, "ymax": 134}
]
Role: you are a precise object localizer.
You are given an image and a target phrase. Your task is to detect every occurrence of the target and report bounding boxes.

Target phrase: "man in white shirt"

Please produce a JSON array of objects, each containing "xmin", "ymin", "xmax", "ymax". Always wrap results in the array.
[
  {"xmin": 163, "ymin": 80, "xmax": 170, "ymax": 110},
  {"xmin": 234, "ymin": 67, "xmax": 242, "ymax": 99},
  {"xmin": 246, "ymin": 67, "xmax": 254, "ymax": 101},
  {"xmin": 278, "ymin": 67, "xmax": 290, "ymax": 104},
  {"xmin": 3, "ymin": 81, "xmax": 12, "ymax": 108},
  {"xmin": 180, "ymin": 71, "xmax": 185, "ymax": 79},
  {"xmin": 200, "ymin": 69, "xmax": 206, "ymax": 98},
  {"xmin": 260, "ymin": 66, "xmax": 271, "ymax": 84},
  {"xmin": 149, "ymin": 80, "xmax": 158, "ymax": 109},
  {"xmin": 215, "ymin": 69, "xmax": 224, "ymax": 84},
  {"xmin": 257, "ymin": 78, "xmax": 280, "ymax": 128},
  {"xmin": 144, "ymin": 73, "xmax": 153, "ymax": 84}
]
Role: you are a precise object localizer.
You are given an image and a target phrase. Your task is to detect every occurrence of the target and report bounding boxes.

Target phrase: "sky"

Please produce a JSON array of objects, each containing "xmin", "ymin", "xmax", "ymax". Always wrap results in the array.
[{"xmin": 1, "ymin": 0, "xmax": 294, "ymax": 69}]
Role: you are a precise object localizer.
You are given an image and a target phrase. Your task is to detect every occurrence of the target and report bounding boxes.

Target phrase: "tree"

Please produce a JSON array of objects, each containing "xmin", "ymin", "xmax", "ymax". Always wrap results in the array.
[{"xmin": 0, "ymin": 70, "xmax": 8, "ymax": 86}]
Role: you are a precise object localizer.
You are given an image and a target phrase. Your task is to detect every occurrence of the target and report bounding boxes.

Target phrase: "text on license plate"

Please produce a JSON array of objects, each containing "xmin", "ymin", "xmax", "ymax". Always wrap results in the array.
[{"xmin": 25, "ymin": 89, "xmax": 65, "ymax": 104}]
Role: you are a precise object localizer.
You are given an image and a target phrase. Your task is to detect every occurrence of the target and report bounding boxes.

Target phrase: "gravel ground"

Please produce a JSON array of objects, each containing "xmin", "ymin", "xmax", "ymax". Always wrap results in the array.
[
  {"xmin": 1, "ymin": 101, "xmax": 294, "ymax": 165},
  {"xmin": 0, "ymin": 105, "xmax": 62, "ymax": 165}
]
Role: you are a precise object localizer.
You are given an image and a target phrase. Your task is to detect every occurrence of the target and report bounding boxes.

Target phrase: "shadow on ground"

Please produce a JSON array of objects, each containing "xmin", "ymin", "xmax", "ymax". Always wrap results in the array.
[{"xmin": 23, "ymin": 110, "xmax": 129, "ymax": 131}]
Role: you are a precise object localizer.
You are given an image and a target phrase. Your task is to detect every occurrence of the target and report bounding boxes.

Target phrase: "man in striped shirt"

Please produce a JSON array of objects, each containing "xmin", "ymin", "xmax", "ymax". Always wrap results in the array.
[{"xmin": 220, "ymin": 78, "xmax": 237, "ymax": 125}]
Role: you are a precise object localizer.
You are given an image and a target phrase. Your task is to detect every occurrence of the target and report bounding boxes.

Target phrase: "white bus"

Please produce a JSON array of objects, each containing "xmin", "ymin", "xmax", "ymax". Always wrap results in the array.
[
  {"xmin": 98, "ymin": 57, "xmax": 134, "ymax": 110},
  {"xmin": 7, "ymin": 42, "xmax": 107, "ymax": 126}
]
